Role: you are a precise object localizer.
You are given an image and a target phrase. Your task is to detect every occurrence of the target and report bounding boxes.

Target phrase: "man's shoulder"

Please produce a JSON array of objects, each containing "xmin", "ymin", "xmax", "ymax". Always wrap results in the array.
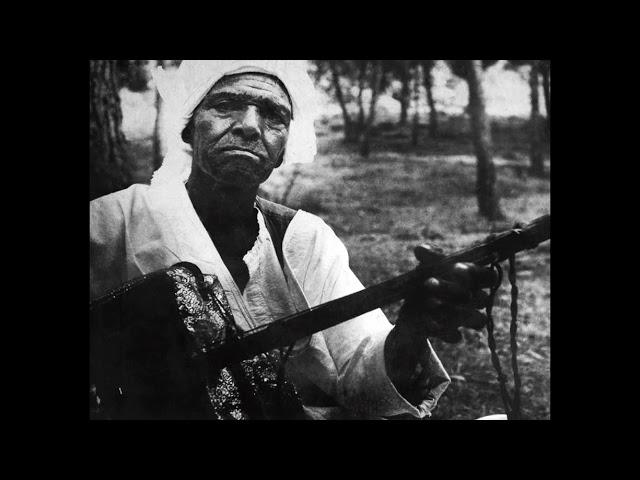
[
  {"xmin": 91, "ymin": 183, "xmax": 150, "ymax": 207},
  {"xmin": 90, "ymin": 184, "xmax": 153, "ymax": 220},
  {"xmin": 90, "ymin": 184, "xmax": 153, "ymax": 234}
]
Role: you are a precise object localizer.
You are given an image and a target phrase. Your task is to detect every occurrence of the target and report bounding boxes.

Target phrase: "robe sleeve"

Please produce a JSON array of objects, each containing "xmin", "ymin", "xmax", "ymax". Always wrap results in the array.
[
  {"xmin": 90, "ymin": 191, "xmax": 129, "ymax": 300},
  {"xmin": 285, "ymin": 212, "xmax": 450, "ymax": 418}
]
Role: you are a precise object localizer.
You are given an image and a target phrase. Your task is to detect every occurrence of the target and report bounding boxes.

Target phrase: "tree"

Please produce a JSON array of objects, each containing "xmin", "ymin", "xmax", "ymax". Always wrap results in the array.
[
  {"xmin": 422, "ymin": 60, "xmax": 438, "ymax": 138},
  {"xmin": 318, "ymin": 60, "xmax": 387, "ymax": 155},
  {"xmin": 327, "ymin": 60, "xmax": 358, "ymax": 142},
  {"xmin": 152, "ymin": 60, "xmax": 164, "ymax": 171},
  {"xmin": 528, "ymin": 60, "xmax": 545, "ymax": 177},
  {"xmin": 506, "ymin": 60, "xmax": 548, "ymax": 177},
  {"xmin": 355, "ymin": 60, "xmax": 367, "ymax": 131},
  {"xmin": 318, "ymin": 60, "xmax": 389, "ymax": 148},
  {"xmin": 116, "ymin": 60, "xmax": 149, "ymax": 93},
  {"xmin": 540, "ymin": 60, "xmax": 550, "ymax": 131},
  {"xmin": 447, "ymin": 60, "xmax": 499, "ymax": 81},
  {"xmin": 359, "ymin": 60, "xmax": 384, "ymax": 157},
  {"xmin": 464, "ymin": 60, "xmax": 503, "ymax": 220},
  {"xmin": 411, "ymin": 63, "xmax": 423, "ymax": 146},
  {"xmin": 90, "ymin": 60, "xmax": 131, "ymax": 200},
  {"xmin": 387, "ymin": 60, "xmax": 411, "ymax": 126},
  {"xmin": 507, "ymin": 59, "xmax": 550, "ymax": 131}
]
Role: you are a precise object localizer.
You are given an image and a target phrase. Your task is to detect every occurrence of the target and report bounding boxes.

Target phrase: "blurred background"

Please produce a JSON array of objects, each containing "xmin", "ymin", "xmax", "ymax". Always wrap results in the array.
[{"xmin": 90, "ymin": 60, "xmax": 550, "ymax": 420}]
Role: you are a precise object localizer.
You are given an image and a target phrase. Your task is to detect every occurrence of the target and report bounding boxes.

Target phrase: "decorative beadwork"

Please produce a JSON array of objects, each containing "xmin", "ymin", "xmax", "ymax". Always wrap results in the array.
[
  {"xmin": 166, "ymin": 265, "xmax": 303, "ymax": 419},
  {"xmin": 207, "ymin": 367, "xmax": 249, "ymax": 420},
  {"xmin": 167, "ymin": 267, "xmax": 228, "ymax": 353}
]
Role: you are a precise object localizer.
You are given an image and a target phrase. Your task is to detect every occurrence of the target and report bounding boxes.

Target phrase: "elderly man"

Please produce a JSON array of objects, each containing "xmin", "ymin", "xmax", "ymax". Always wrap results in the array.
[{"xmin": 90, "ymin": 60, "xmax": 496, "ymax": 420}]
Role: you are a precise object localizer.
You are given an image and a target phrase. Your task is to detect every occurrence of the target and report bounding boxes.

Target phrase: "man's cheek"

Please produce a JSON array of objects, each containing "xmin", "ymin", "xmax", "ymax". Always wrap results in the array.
[
  {"xmin": 264, "ymin": 132, "xmax": 288, "ymax": 162},
  {"xmin": 195, "ymin": 118, "xmax": 214, "ymax": 137},
  {"xmin": 194, "ymin": 116, "xmax": 229, "ymax": 146}
]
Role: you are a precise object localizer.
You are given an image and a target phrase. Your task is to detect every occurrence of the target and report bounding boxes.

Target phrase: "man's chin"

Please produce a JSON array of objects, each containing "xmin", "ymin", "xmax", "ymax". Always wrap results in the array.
[{"xmin": 201, "ymin": 167, "xmax": 266, "ymax": 188}]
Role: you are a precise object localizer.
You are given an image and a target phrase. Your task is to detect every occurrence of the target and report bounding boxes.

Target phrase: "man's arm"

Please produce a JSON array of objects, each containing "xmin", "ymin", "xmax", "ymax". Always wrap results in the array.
[
  {"xmin": 384, "ymin": 244, "xmax": 497, "ymax": 399},
  {"xmin": 285, "ymin": 212, "xmax": 450, "ymax": 418},
  {"xmin": 90, "ymin": 193, "xmax": 128, "ymax": 300}
]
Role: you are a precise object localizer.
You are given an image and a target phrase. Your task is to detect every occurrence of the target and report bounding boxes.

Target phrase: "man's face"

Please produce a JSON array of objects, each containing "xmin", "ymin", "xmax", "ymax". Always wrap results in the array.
[{"xmin": 187, "ymin": 73, "xmax": 292, "ymax": 187}]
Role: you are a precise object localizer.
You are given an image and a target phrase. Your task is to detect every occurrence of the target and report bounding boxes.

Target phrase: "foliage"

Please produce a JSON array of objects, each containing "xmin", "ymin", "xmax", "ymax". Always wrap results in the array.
[
  {"xmin": 446, "ymin": 60, "xmax": 499, "ymax": 80},
  {"xmin": 313, "ymin": 60, "xmax": 387, "ymax": 152},
  {"xmin": 313, "ymin": 60, "xmax": 440, "ymax": 150},
  {"xmin": 505, "ymin": 59, "xmax": 550, "ymax": 72},
  {"xmin": 115, "ymin": 60, "xmax": 183, "ymax": 92},
  {"xmin": 116, "ymin": 60, "xmax": 150, "ymax": 92}
]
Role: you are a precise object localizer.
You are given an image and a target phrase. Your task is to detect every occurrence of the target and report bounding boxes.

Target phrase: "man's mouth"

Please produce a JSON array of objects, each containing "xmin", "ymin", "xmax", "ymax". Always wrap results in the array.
[{"xmin": 217, "ymin": 146, "xmax": 263, "ymax": 158}]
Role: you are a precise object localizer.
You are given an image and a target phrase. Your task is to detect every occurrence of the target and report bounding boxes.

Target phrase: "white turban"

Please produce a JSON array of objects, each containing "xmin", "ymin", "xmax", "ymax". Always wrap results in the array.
[{"xmin": 150, "ymin": 60, "xmax": 319, "ymax": 186}]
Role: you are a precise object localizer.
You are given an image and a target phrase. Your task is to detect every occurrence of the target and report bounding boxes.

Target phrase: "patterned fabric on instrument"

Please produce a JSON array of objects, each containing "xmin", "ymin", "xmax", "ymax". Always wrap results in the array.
[
  {"xmin": 167, "ymin": 264, "xmax": 304, "ymax": 420},
  {"xmin": 90, "ymin": 262, "xmax": 304, "ymax": 420}
]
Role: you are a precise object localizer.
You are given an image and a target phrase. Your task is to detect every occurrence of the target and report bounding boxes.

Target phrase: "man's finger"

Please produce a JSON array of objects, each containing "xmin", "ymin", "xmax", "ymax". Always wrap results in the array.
[
  {"xmin": 430, "ymin": 305, "xmax": 487, "ymax": 330},
  {"xmin": 400, "ymin": 297, "xmax": 487, "ymax": 335},
  {"xmin": 454, "ymin": 307, "xmax": 487, "ymax": 330},
  {"xmin": 470, "ymin": 264, "xmax": 500, "ymax": 289},
  {"xmin": 424, "ymin": 296, "xmax": 443, "ymax": 310},
  {"xmin": 445, "ymin": 263, "xmax": 499, "ymax": 290},
  {"xmin": 414, "ymin": 243, "xmax": 445, "ymax": 266},
  {"xmin": 471, "ymin": 289, "xmax": 491, "ymax": 309},
  {"xmin": 423, "ymin": 278, "xmax": 473, "ymax": 305}
]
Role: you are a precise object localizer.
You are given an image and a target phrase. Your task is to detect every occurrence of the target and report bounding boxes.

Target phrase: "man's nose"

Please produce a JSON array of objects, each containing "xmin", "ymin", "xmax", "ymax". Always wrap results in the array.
[{"xmin": 232, "ymin": 105, "xmax": 261, "ymax": 140}]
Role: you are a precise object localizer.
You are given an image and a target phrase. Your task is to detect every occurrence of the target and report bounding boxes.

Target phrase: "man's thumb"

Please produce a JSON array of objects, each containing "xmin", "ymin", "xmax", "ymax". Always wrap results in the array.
[{"xmin": 414, "ymin": 243, "xmax": 445, "ymax": 266}]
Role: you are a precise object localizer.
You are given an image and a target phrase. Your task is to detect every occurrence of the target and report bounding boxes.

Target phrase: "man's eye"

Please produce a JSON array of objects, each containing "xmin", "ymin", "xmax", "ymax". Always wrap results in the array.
[
  {"xmin": 264, "ymin": 108, "xmax": 287, "ymax": 125},
  {"xmin": 266, "ymin": 112, "xmax": 283, "ymax": 123},
  {"xmin": 214, "ymin": 101, "xmax": 235, "ymax": 111}
]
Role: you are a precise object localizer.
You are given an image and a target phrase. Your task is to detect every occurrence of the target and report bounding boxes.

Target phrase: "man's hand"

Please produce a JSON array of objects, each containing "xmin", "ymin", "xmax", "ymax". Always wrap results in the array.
[
  {"xmin": 385, "ymin": 243, "xmax": 499, "ymax": 402},
  {"xmin": 397, "ymin": 243, "xmax": 498, "ymax": 343}
]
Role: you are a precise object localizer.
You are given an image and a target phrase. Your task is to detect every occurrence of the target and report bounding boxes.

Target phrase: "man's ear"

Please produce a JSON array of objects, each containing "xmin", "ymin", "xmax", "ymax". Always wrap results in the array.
[{"xmin": 181, "ymin": 119, "xmax": 194, "ymax": 145}]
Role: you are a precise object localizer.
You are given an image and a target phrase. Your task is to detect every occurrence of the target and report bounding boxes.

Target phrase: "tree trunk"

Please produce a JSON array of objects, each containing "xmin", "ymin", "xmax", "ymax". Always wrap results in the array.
[
  {"xmin": 540, "ymin": 60, "xmax": 550, "ymax": 133},
  {"xmin": 359, "ymin": 61, "xmax": 383, "ymax": 158},
  {"xmin": 329, "ymin": 60, "xmax": 355, "ymax": 143},
  {"xmin": 467, "ymin": 60, "xmax": 503, "ymax": 221},
  {"xmin": 152, "ymin": 60, "xmax": 164, "ymax": 171},
  {"xmin": 353, "ymin": 60, "xmax": 369, "ymax": 137},
  {"xmin": 90, "ymin": 59, "xmax": 130, "ymax": 200},
  {"xmin": 529, "ymin": 60, "xmax": 545, "ymax": 177},
  {"xmin": 411, "ymin": 64, "xmax": 422, "ymax": 146},
  {"xmin": 423, "ymin": 60, "xmax": 438, "ymax": 138},
  {"xmin": 399, "ymin": 61, "xmax": 411, "ymax": 126}
]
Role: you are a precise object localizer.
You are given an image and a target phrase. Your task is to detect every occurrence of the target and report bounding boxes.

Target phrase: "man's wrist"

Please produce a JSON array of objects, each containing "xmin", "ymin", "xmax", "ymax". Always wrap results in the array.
[{"xmin": 384, "ymin": 324, "xmax": 429, "ymax": 396}]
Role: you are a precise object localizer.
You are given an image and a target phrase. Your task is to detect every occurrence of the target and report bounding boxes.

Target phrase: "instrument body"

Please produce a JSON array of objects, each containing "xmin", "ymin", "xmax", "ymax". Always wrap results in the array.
[
  {"xmin": 90, "ymin": 263, "xmax": 303, "ymax": 420},
  {"xmin": 90, "ymin": 264, "xmax": 213, "ymax": 419}
]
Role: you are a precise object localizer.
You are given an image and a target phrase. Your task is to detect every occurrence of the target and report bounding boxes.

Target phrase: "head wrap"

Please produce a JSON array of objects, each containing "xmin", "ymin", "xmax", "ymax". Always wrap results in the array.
[{"xmin": 150, "ymin": 60, "xmax": 319, "ymax": 186}]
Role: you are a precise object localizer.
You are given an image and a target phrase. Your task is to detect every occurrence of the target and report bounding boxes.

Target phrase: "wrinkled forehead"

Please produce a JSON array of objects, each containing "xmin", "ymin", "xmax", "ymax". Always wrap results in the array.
[{"xmin": 206, "ymin": 72, "xmax": 293, "ymax": 114}]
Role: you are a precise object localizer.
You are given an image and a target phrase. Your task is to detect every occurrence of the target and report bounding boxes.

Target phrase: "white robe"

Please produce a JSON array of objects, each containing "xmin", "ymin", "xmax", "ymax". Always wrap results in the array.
[{"xmin": 90, "ymin": 181, "xmax": 450, "ymax": 419}]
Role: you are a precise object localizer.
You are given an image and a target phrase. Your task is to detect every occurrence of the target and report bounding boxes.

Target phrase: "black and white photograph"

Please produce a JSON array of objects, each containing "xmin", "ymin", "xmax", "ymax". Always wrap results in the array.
[{"xmin": 89, "ymin": 59, "xmax": 551, "ymax": 420}]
